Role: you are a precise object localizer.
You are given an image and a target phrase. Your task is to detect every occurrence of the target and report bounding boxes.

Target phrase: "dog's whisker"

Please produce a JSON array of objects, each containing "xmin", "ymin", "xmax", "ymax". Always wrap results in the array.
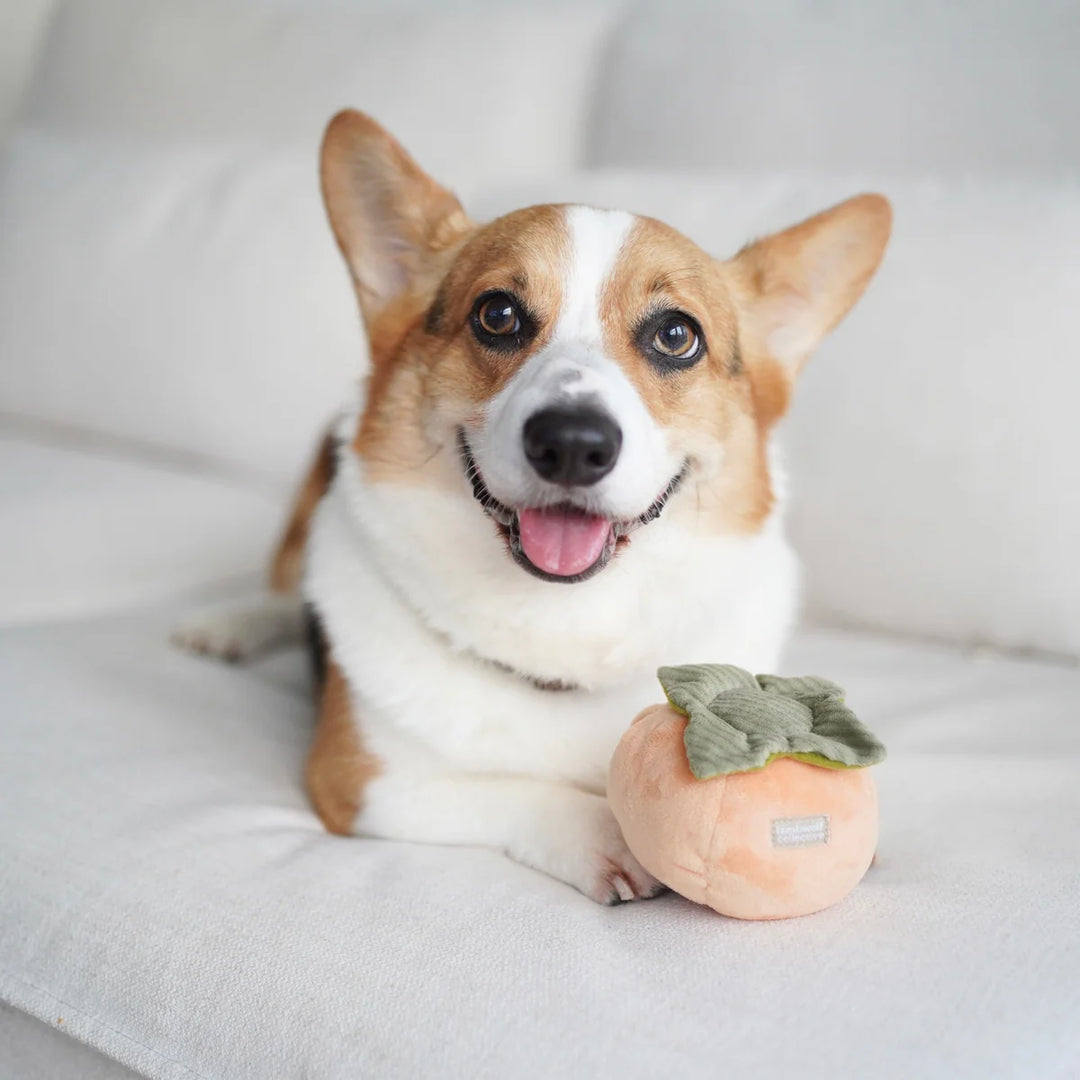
[{"xmin": 415, "ymin": 439, "xmax": 446, "ymax": 469}]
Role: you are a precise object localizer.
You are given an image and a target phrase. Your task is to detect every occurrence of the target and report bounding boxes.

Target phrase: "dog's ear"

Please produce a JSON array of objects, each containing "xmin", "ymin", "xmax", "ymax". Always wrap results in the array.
[
  {"xmin": 730, "ymin": 194, "xmax": 891, "ymax": 377},
  {"xmin": 321, "ymin": 110, "xmax": 471, "ymax": 327}
]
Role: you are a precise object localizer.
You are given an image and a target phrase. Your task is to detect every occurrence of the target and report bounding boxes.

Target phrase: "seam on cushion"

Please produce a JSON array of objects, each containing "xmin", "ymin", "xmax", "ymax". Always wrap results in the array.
[
  {"xmin": 0, "ymin": 968, "xmax": 210, "ymax": 1080},
  {"xmin": 0, "ymin": 1003, "xmax": 150, "ymax": 1080},
  {"xmin": 0, "ymin": 568, "xmax": 266, "ymax": 632},
  {"xmin": 0, "ymin": 410, "xmax": 288, "ymax": 497}
]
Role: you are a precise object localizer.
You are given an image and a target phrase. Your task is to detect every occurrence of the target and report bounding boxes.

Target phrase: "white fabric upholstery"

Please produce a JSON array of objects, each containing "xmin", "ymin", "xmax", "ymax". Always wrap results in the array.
[
  {"xmin": 473, "ymin": 171, "xmax": 1080, "ymax": 657},
  {"xmin": 0, "ymin": 425, "xmax": 281, "ymax": 625},
  {"xmin": 21, "ymin": 0, "xmax": 614, "ymax": 189},
  {"xmin": 0, "ymin": 0, "xmax": 54, "ymax": 144},
  {"xmin": 1, "ymin": 608, "xmax": 1078, "ymax": 1078},
  {"xmin": 0, "ymin": 131, "xmax": 363, "ymax": 485},
  {"xmin": 3, "ymin": 4, "xmax": 1078, "ymax": 1075},
  {"xmin": 0, "ymin": 1004, "xmax": 142, "ymax": 1080},
  {"xmin": 589, "ymin": 0, "xmax": 1080, "ymax": 178}
]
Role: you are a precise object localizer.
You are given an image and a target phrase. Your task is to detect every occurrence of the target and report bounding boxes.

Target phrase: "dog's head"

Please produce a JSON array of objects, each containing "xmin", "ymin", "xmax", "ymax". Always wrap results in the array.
[{"xmin": 322, "ymin": 111, "xmax": 890, "ymax": 585}]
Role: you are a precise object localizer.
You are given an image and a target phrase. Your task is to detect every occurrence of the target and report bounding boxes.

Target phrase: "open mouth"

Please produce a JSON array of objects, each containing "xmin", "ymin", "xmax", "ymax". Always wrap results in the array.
[{"xmin": 458, "ymin": 429, "xmax": 687, "ymax": 584}]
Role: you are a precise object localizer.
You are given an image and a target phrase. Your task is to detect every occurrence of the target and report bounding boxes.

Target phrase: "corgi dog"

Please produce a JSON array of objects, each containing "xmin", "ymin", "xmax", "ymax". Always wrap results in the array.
[{"xmin": 175, "ymin": 111, "xmax": 890, "ymax": 904}]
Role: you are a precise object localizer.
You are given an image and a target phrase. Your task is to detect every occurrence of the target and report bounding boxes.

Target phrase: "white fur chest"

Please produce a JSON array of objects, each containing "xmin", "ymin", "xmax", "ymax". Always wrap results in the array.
[{"xmin": 304, "ymin": 446, "xmax": 798, "ymax": 788}]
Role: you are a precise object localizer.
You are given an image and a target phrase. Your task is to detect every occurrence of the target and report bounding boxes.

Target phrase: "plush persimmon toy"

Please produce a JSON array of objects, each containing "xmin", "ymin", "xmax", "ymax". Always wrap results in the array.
[{"xmin": 608, "ymin": 665, "xmax": 886, "ymax": 920}]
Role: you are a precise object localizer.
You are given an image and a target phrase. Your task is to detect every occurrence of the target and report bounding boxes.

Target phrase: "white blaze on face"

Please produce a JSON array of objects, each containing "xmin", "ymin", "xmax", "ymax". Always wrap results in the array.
[{"xmin": 475, "ymin": 206, "xmax": 679, "ymax": 527}]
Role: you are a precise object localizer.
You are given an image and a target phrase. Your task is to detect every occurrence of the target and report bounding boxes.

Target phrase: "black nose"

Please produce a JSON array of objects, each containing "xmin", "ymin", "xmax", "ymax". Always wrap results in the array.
[{"xmin": 522, "ymin": 406, "xmax": 623, "ymax": 487}]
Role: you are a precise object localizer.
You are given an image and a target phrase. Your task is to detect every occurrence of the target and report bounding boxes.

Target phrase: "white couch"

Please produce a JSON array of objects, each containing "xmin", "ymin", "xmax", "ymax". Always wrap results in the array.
[{"xmin": 2, "ymin": 2, "xmax": 1079, "ymax": 1077}]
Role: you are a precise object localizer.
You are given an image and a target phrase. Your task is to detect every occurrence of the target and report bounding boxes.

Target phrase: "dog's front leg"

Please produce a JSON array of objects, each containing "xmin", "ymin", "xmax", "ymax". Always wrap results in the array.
[
  {"xmin": 358, "ymin": 772, "xmax": 663, "ymax": 905},
  {"xmin": 305, "ymin": 662, "xmax": 661, "ymax": 903}
]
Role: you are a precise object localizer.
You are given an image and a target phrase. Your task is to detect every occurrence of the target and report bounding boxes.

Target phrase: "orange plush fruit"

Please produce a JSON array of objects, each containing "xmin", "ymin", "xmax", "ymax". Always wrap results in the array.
[{"xmin": 607, "ymin": 665, "xmax": 886, "ymax": 920}]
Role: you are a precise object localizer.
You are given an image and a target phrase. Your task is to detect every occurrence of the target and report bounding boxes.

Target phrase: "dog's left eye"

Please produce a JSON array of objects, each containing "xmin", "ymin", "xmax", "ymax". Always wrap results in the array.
[
  {"xmin": 653, "ymin": 316, "xmax": 700, "ymax": 360},
  {"xmin": 640, "ymin": 311, "xmax": 705, "ymax": 371},
  {"xmin": 474, "ymin": 293, "xmax": 521, "ymax": 338}
]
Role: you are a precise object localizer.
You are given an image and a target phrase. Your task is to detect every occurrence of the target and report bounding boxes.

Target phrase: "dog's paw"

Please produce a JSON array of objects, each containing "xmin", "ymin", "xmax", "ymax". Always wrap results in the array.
[
  {"xmin": 171, "ymin": 597, "xmax": 304, "ymax": 663},
  {"xmin": 514, "ymin": 791, "xmax": 665, "ymax": 905},
  {"xmin": 587, "ymin": 848, "xmax": 667, "ymax": 906},
  {"xmin": 171, "ymin": 613, "xmax": 251, "ymax": 662}
]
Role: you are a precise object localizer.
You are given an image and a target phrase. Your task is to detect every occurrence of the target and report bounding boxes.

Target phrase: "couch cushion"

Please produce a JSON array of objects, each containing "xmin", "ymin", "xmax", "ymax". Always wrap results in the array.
[
  {"xmin": 0, "ymin": 1004, "xmax": 141, "ymax": 1080},
  {"xmin": 0, "ymin": 132, "xmax": 362, "ymax": 485},
  {"xmin": 589, "ymin": 0, "xmax": 1080, "ymax": 178},
  {"xmin": 1, "ymin": 609, "xmax": 1077, "ymax": 1078},
  {"xmin": 471, "ymin": 171, "xmax": 1080, "ymax": 658},
  {"xmin": 20, "ymin": 0, "xmax": 614, "ymax": 189},
  {"xmin": 0, "ymin": 424, "xmax": 282, "ymax": 625},
  {"xmin": 0, "ymin": 0, "xmax": 53, "ymax": 145}
]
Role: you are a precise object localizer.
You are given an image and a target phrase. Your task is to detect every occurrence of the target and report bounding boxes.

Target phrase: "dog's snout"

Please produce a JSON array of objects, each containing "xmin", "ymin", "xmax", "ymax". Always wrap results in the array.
[{"xmin": 522, "ymin": 406, "xmax": 622, "ymax": 487}]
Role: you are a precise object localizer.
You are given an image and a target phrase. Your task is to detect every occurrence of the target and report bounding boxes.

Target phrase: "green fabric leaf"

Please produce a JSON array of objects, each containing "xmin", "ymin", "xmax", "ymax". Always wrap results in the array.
[
  {"xmin": 657, "ymin": 664, "xmax": 887, "ymax": 780},
  {"xmin": 756, "ymin": 673, "xmax": 846, "ymax": 701}
]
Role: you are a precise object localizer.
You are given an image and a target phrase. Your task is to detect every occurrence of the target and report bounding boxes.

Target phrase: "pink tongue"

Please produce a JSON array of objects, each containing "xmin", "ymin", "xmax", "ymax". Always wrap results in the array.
[{"xmin": 517, "ymin": 507, "xmax": 613, "ymax": 577}]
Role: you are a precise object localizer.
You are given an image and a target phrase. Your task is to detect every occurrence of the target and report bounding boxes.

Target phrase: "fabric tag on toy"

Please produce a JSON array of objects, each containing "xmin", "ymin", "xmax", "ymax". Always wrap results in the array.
[{"xmin": 771, "ymin": 815, "xmax": 830, "ymax": 848}]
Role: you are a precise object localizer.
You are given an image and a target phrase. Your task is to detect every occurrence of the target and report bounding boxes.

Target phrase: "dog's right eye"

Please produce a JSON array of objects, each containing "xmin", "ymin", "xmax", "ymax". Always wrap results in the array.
[
  {"xmin": 637, "ymin": 309, "xmax": 707, "ymax": 374},
  {"xmin": 471, "ymin": 291, "xmax": 534, "ymax": 352},
  {"xmin": 475, "ymin": 293, "xmax": 520, "ymax": 337}
]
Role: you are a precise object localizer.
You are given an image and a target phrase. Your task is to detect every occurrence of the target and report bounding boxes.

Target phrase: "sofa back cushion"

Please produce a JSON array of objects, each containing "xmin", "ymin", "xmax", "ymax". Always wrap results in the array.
[
  {"xmin": 22, "ymin": 0, "xmax": 615, "ymax": 188},
  {"xmin": 0, "ymin": 132, "xmax": 360, "ymax": 486},
  {"xmin": 589, "ymin": 0, "xmax": 1080, "ymax": 179}
]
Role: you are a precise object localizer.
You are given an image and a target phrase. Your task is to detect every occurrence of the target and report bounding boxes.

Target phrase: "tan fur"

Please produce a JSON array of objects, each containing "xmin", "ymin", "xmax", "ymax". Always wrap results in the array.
[
  {"xmin": 351, "ymin": 205, "xmax": 571, "ymax": 486},
  {"xmin": 321, "ymin": 109, "xmax": 470, "ymax": 331},
  {"xmin": 730, "ymin": 193, "xmax": 893, "ymax": 377},
  {"xmin": 602, "ymin": 216, "xmax": 775, "ymax": 531},
  {"xmin": 269, "ymin": 429, "xmax": 337, "ymax": 594},
  {"xmin": 306, "ymin": 660, "xmax": 381, "ymax": 836}
]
